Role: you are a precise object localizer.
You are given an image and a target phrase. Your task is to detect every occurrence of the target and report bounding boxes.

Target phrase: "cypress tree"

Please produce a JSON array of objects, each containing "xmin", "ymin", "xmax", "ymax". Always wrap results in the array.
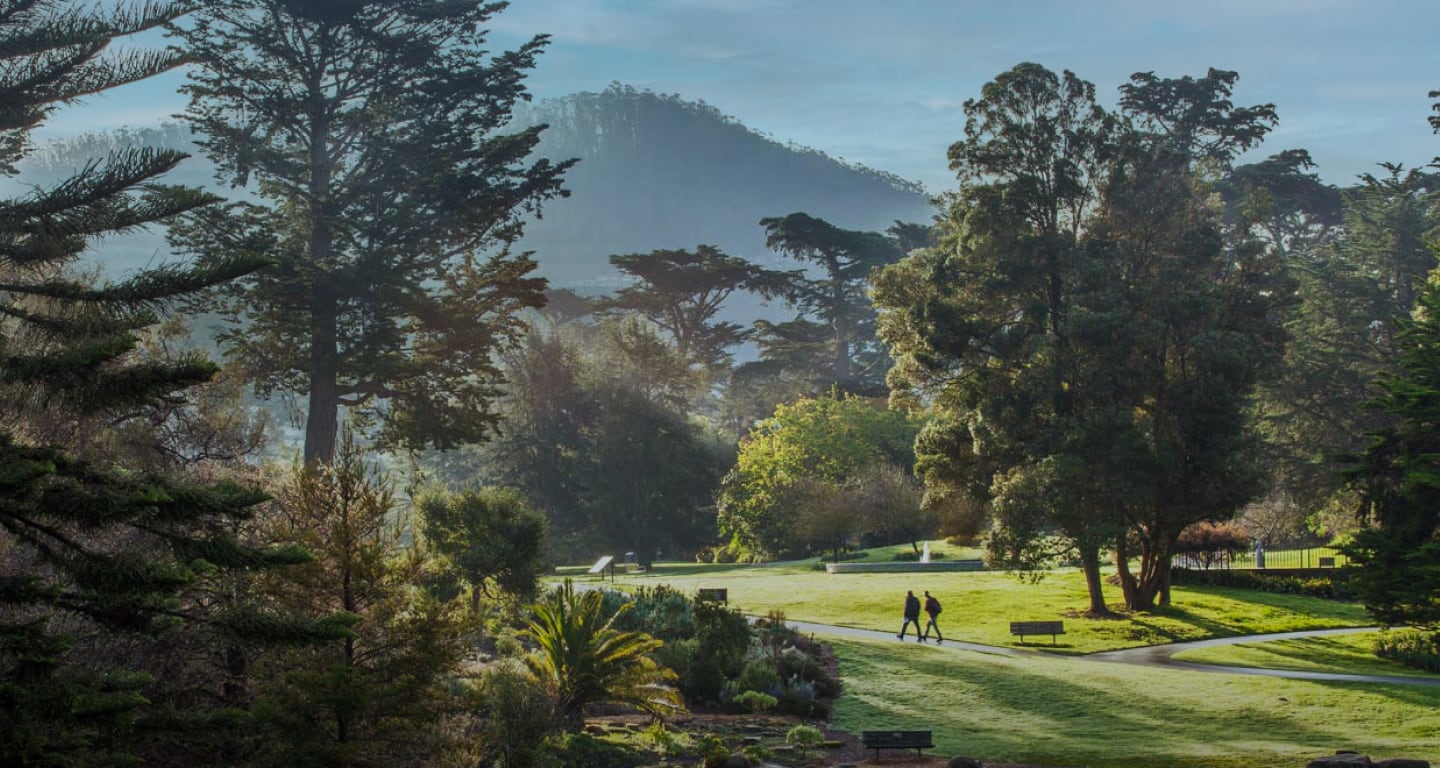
[{"xmin": 173, "ymin": 0, "xmax": 572, "ymax": 464}]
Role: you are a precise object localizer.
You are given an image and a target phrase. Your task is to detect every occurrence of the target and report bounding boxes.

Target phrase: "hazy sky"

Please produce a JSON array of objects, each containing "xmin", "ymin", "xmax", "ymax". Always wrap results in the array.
[{"xmin": 56, "ymin": 0, "xmax": 1440, "ymax": 194}]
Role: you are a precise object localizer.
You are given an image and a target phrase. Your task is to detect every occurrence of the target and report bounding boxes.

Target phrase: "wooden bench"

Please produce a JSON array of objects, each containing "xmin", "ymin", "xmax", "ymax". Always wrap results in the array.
[
  {"xmin": 1009, "ymin": 620, "xmax": 1065, "ymax": 645},
  {"xmin": 860, "ymin": 730, "xmax": 933, "ymax": 760}
]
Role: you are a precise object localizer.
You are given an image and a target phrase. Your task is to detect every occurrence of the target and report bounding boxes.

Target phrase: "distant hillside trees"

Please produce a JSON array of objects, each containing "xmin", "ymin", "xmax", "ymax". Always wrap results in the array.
[
  {"xmin": 174, "ymin": 0, "xmax": 571, "ymax": 463},
  {"xmin": 592, "ymin": 245, "xmax": 797, "ymax": 374},
  {"xmin": 752, "ymin": 213, "xmax": 906, "ymax": 397},
  {"xmin": 513, "ymin": 84, "xmax": 932, "ymax": 285}
]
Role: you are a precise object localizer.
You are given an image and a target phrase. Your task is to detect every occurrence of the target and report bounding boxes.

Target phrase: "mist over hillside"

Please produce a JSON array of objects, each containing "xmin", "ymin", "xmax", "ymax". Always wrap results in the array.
[
  {"xmin": 512, "ymin": 84, "xmax": 935, "ymax": 287},
  {"xmin": 23, "ymin": 85, "xmax": 935, "ymax": 293}
]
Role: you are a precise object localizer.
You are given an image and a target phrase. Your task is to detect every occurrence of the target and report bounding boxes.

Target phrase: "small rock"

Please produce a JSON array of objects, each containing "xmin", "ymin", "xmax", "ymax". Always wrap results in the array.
[
  {"xmin": 947, "ymin": 757, "xmax": 984, "ymax": 768},
  {"xmin": 1375, "ymin": 760, "xmax": 1430, "ymax": 768}
]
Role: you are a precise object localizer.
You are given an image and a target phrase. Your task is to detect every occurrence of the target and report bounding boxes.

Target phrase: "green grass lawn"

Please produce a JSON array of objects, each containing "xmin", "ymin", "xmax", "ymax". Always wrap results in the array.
[
  {"xmin": 1172, "ymin": 631, "xmax": 1440, "ymax": 679},
  {"xmin": 581, "ymin": 541, "xmax": 1370, "ymax": 654},
  {"xmin": 831, "ymin": 636, "xmax": 1440, "ymax": 768},
  {"xmin": 551, "ymin": 543, "xmax": 1432, "ymax": 766}
]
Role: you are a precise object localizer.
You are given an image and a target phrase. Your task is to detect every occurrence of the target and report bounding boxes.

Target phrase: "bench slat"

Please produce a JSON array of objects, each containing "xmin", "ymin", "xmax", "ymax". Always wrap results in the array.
[
  {"xmin": 1009, "ymin": 620, "xmax": 1066, "ymax": 645},
  {"xmin": 861, "ymin": 729, "xmax": 934, "ymax": 758}
]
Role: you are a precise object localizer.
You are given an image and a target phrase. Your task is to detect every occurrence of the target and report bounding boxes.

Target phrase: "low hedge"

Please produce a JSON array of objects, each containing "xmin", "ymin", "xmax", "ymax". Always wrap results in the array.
[{"xmin": 1170, "ymin": 567, "xmax": 1356, "ymax": 600}]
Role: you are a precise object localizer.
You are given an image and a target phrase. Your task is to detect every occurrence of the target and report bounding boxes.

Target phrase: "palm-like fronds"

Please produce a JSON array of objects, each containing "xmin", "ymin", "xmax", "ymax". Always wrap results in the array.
[{"xmin": 521, "ymin": 580, "xmax": 684, "ymax": 723}]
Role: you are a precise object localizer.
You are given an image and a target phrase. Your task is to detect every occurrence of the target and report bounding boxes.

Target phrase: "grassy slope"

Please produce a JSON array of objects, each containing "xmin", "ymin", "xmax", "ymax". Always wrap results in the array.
[
  {"xmin": 593, "ymin": 543, "xmax": 1369, "ymax": 654},
  {"xmin": 832, "ymin": 636, "xmax": 1440, "ymax": 768},
  {"xmin": 1173, "ymin": 632, "xmax": 1440, "ymax": 679},
  {"xmin": 558, "ymin": 544, "xmax": 1437, "ymax": 766}
]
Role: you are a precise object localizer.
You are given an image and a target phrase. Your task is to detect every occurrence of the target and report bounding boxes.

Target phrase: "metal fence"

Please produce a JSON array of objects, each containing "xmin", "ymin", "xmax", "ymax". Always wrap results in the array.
[{"xmin": 1173, "ymin": 546, "xmax": 1350, "ymax": 571}]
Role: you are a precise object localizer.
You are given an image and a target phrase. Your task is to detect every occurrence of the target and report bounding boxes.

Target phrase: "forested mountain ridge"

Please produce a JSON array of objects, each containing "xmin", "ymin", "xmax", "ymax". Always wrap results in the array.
[
  {"xmin": 25, "ymin": 84, "xmax": 934, "ymax": 286},
  {"xmin": 511, "ymin": 84, "xmax": 934, "ymax": 284}
]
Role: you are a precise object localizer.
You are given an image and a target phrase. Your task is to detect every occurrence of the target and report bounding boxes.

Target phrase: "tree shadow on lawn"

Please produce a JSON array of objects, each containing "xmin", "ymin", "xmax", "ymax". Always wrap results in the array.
[
  {"xmin": 1123, "ymin": 605, "xmax": 1240, "ymax": 644},
  {"xmin": 835, "ymin": 642, "xmax": 1345, "ymax": 766}
]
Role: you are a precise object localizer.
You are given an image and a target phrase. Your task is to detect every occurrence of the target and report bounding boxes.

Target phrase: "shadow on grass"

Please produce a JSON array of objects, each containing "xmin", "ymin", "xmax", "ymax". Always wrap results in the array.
[
  {"xmin": 1127, "ymin": 605, "xmax": 1238, "ymax": 643},
  {"xmin": 830, "ymin": 637, "xmax": 1427, "ymax": 768}
]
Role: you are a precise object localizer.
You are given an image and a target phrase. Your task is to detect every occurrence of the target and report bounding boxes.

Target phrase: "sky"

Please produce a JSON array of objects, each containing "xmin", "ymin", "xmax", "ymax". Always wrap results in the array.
[{"xmin": 55, "ymin": 0, "xmax": 1440, "ymax": 194}]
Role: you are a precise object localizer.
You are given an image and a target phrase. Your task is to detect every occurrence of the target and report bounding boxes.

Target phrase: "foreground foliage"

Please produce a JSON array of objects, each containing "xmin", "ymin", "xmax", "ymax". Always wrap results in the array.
[
  {"xmin": 522, "ymin": 581, "xmax": 684, "ymax": 725},
  {"xmin": 0, "ymin": 2, "xmax": 302, "ymax": 764}
]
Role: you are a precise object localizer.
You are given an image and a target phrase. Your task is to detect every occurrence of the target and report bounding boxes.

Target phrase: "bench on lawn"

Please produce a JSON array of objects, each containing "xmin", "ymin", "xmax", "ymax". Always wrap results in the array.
[
  {"xmin": 860, "ymin": 730, "xmax": 933, "ymax": 760},
  {"xmin": 1009, "ymin": 620, "xmax": 1065, "ymax": 645},
  {"xmin": 696, "ymin": 588, "xmax": 728, "ymax": 603}
]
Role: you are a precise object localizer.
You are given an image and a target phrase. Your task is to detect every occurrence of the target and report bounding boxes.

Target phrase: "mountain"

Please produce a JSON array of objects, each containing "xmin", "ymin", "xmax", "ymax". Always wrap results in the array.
[
  {"xmin": 514, "ymin": 84, "xmax": 934, "ymax": 287},
  {"xmin": 22, "ymin": 85, "xmax": 935, "ymax": 291}
]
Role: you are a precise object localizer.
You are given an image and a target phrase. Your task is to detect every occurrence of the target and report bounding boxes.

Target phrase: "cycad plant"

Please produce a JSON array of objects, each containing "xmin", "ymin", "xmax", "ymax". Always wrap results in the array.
[{"xmin": 521, "ymin": 581, "xmax": 684, "ymax": 725}]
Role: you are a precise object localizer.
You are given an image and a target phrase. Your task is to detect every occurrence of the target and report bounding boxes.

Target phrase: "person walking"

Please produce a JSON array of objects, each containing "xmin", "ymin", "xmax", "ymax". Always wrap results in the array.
[
  {"xmin": 898, "ymin": 590, "xmax": 924, "ymax": 642},
  {"xmin": 922, "ymin": 590, "xmax": 943, "ymax": 644}
]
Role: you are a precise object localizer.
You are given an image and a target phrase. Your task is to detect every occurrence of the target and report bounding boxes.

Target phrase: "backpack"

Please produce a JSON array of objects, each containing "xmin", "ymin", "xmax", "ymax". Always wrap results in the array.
[{"xmin": 928, "ymin": 597, "xmax": 941, "ymax": 615}]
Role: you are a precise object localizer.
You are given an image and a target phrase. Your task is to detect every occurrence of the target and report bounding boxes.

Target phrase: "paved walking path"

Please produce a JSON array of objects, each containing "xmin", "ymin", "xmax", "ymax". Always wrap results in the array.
[{"xmin": 780, "ymin": 619, "xmax": 1440, "ymax": 686}]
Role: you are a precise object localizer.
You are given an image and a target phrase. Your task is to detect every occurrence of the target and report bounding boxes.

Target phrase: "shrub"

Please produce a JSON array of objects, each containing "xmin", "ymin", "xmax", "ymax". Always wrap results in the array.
[
  {"xmin": 695, "ymin": 734, "xmax": 731, "ymax": 768},
  {"xmin": 786, "ymin": 725, "xmax": 825, "ymax": 759},
  {"xmin": 1175, "ymin": 520, "xmax": 1252, "ymax": 569},
  {"xmin": 732, "ymin": 690, "xmax": 777, "ymax": 714},
  {"xmin": 894, "ymin": 549, "xmax": 945, "ymax": 561},
  {"xmin": 608, "ymin": 584, "xmax": 695, "ymax": 641},
  {"xmin": 1372, "ymin": 630, "xmax": 1440, "ymax": 673},
  {"xmin": 734, "ymin": 660, "xmax": 782, "ymax": 698},
  {"xmin": 550, "ymin": 732, "xmax": 634, "ymax": 768},
  {"xmin": 775, "ymin": 678, "xmax": 826, "ymax": 717},
  {"xmin": 469, "ymin": 661, "xmax": 560, "ymax": 768},
  {"xmin": 640, "ymin": 722, "xmax": 689, "ymax": 757},
  {"xmin": 683, "ymin": 600, "xmax": 751, "ymax": 704}
]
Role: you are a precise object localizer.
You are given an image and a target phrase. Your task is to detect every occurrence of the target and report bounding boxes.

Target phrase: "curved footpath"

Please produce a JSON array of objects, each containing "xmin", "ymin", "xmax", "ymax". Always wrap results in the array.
[{"xmin": 780, "ymin": 620, "xmax": 1440, "ymax": 686}]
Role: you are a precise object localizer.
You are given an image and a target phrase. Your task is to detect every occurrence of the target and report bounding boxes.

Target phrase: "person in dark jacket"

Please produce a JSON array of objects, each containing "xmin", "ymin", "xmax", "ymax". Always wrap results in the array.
[
  {"xmin": 898, "ymin": 590, "xmax": 924, "ymax": 641},
  {"xmin": 922, "ymin": 590, "xmax": 943, "ymax": 644}
]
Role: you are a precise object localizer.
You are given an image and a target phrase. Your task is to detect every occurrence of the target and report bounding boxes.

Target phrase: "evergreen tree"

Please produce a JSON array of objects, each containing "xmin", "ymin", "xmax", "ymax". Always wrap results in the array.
[
  {"xmin": 0, "ymin": 2, "xmax": 306, "ymax": 763},
  {"xmin": 174, "ymin": 0, "xmax": 571, "ymax": 463},
  {"xmin": 249, "ymin": 438, "xmax": 471, "ymax": 767},
  {"xmin": 1343, "ymin": 267, "xmax": 1440, "ymax": 629},
  {"xmin": 592, "ymin": 244, "xmax": 797, "ymax": 372},
  {"xmin": 417, "ymin": 486, "xmax": 547, "ymax": 610},
  {"xmin": 756, "ymin": 212, "xmax": 903, "ymax": 396}
]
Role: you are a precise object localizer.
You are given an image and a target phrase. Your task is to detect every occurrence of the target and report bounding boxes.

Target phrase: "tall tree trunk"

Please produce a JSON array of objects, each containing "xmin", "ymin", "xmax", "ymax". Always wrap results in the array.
[
  {"xmin": 303, "ymin": 109, "xmax": 338, "ymax": 465},
  {"xmin": 1114, "ymin": 536, "xmax": 1139, "ymax": 609},
  {"xmin": 1078, "ymin": 544, "xmax": 1110, "ymax": 615},
  {"xmin": 304, "ymin": 293, "xmax": 339, "ymax": 465},
  {"xmin": 829, "ymin": 256, "xmax": 851, "ymax": 385}
]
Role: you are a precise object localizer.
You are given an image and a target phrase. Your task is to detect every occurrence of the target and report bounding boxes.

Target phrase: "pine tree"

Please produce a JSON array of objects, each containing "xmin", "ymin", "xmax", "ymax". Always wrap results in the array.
[
  {"xmin": 0, "ymin": 2, "xmax": 307, "ymax": 763},
  {"xmin": 249, "ymin": 438, "xmax": 472, "ymax": 768},
  {"xmin": 173, "ymin": 0, "xmax": 572, "ymax": 464},
  {"xmin": 1343, "ymin": 267, "xmax": 1440, "ymax": 629}
]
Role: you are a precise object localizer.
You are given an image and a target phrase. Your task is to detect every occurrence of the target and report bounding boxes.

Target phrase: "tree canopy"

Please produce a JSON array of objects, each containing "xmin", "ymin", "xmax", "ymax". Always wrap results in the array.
[{"xmin": 175, "ymin": 0, "xmax": 571, "ymax": 463}]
